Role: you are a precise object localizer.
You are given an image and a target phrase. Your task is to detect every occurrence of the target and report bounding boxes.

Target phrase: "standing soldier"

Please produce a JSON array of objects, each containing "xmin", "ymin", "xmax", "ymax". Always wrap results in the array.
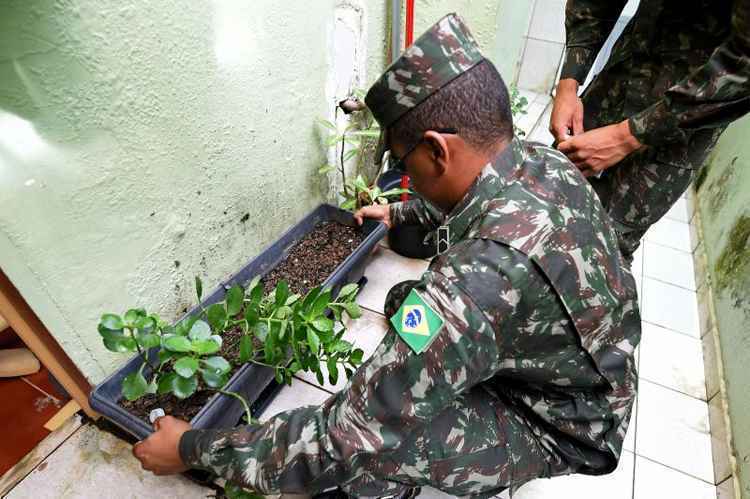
[
  {"xmin": 133, "ymin": 14, "xmax": 641, "ymax": 498},
  {"xmin": 551, "ymin": 0, "xmax": 750, "ymax": 259}
]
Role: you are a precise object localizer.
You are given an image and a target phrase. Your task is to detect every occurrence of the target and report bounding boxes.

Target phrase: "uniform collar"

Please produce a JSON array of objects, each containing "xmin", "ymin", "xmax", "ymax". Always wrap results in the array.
[{"xmin": 439, "ymin": 137, "xmax": 525, "ymax": 249}]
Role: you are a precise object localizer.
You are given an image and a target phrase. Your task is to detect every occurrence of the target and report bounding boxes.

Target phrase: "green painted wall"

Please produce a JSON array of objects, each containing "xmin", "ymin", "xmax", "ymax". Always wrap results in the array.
[
  {"xmin": 696, "ymin": 114, "xmax": 750, "ymax": 496},
  {"xmin": 366, "ymin": 0, "xmax": 533, "ymax": 85},
  {"xmin": 0, "ymin": 0, "xmax": 337, "ymax": 381},
  {"xmin": 0, "ymin": 0, "xmax": 532, "ymax": 383}
]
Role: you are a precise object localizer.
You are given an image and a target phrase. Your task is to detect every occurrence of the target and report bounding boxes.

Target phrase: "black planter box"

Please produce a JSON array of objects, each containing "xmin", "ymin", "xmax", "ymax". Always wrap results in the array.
[
  {"xmin": 377, "ymin": 170, "xmax": 437, "ymax": 259},
  {"xmin": 90, "ymin": 204, "xmax": 386, "ymax": 440}
]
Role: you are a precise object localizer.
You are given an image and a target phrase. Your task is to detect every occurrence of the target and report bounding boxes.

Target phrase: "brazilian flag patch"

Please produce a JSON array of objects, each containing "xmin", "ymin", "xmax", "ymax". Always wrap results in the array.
[{"xmin": 390, "ymin": 288, "xmax": 444, "ymax": 354}]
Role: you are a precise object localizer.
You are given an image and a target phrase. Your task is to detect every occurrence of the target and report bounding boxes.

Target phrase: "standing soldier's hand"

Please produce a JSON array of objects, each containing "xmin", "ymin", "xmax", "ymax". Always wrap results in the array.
[
  {"xmin": 550, "ymin": 78, "xmax": 585, "ymax": 143},
  {"xmin": 557, "ymin": 120, "xmax": 643, "ymax": 177},
  {"xmin": 354, "ymin": 204, "xmax": 392, "ymax": 228}
]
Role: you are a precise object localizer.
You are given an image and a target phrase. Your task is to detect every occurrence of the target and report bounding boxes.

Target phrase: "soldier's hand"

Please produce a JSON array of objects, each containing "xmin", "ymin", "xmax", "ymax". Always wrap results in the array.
[
  {"xmin": 132, "ymin": 415, "xmax": 191, "ymax": 475},
  {"xmin": 550, "ymin": 78, "xmax": 584, "ymax": 143},
  {"xmin": 557, "ymin": 120, "xmax": 643, "ymax": 177},
  {"xmin": 354, "ymin": 204, "xmax": 392, "ymax": 228}
]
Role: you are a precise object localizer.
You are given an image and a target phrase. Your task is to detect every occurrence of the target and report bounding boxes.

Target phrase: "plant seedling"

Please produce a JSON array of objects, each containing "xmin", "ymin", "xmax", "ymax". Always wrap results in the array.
[{"xmin": 98, "ymin": 276, "xmax": 366, "ymax": 424}]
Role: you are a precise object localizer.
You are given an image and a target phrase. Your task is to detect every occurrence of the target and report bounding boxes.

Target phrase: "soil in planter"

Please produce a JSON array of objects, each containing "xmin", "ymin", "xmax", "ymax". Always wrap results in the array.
[
  {"xmin": 119, "ymin": 221, "xmax": 364, "ymax": 423},
  {"xmin": 262, "ymin": 221, "xmax": 364, "ymax": 294}
]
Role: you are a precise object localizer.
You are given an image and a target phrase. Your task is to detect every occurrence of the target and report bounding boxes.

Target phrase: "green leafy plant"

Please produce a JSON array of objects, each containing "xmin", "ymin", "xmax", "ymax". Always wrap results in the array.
[
  {"xmin": 98, "ymin": 276, "xmax": 366, "ymax": 422},
  {"xmin": 237, "ymin": 276, "xmax": 365, "ymax": 387},
  {"xmin": 223, "ymin": 482, "xmax": 264, "ymax": 499},
  {"xmin": 100, "ymin": 276, "xmax": 367, "ymax": 499},
  {"xmin": 510, "ymin": 85, "xmax": 530, "ymax": 137},
  {"xmin": 318, "ymin": 90, "xmax": 408, "ymax": 211},
  {"xmin": 98, "ymin": 305, "xmax": 231, "ymax": 404},
  {"xmin": 340, "ymin": 174, "xmax": 407, "ymax": 211}
]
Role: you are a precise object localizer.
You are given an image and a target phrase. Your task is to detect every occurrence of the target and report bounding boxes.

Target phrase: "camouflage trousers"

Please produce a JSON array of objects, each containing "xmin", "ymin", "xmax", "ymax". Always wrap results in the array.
[
  {"xmin": 338, "ymin": 385, "xmax": 561, "ymax": 498},
  {"xmin": 587, "ymin": 149, "xmax": 699, "ymax": 261}
]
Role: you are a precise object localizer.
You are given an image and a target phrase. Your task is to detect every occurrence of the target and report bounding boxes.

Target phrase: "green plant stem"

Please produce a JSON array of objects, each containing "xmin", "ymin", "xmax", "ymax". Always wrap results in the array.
[
  {"xmin": 340, "ymin": 133, "xmax": 349, "ymax": 197},
  {"xmin": 216, "ymin": 389, "xmax": 258, "ymax": 425},
  {"xmin": 131, "ymin": 328, "xmax": 157, "ymax": 372},
  {"xmin": 245, "ymin": 358, "xmax": 280, "ymax": 370}
]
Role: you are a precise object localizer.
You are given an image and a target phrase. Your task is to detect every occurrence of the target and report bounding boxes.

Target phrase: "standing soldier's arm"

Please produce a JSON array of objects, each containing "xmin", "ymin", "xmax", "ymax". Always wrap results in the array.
[
  {"xmin": 559, "ymin": 1, "xmax": 629, "ymax": 85},
  {"xmin": 629, "ymin": 0, "xmax": 750, "ymax": 147},
  {"xmin": 551, "ymin": 1, "xmax": 628, "ymax": 143},
  {"xmin": 177, "ymin": 267, "xmax": 501, "ymax": 495},
  {"xmin": 389, "ymin": 198, "xmax": 445, "ymax": 229}
]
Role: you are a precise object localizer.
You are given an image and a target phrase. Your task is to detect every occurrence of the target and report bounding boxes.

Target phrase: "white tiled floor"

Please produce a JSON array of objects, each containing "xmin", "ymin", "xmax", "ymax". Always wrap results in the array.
[
  {"xmin": 636, "ymin": 379, "xmax": 713, "ymax": 483},
  {"xmin": 355, "ymin": 245, "xmax": 430, "ymax": 314},
  {"xmin": 633, "ymin": 457, "xmax": 716, "ymax": 499},
  {"xmin": 5, "ymin": 202, "xmax": 720, "ymax": 498},
  {"xmin": 642, "ymin": 277, "xmax": 701, "ymax": 338},
  {"xmin": 515, "ymin": 451, "xmax": 635, "ymax": 499},
  {"xmin": 643, "ymin": 241, "xmax": 697, "ymax": 291},
  {"xmin": 6, "ymin": 422, "xmax": 212, "ymax": 499}
]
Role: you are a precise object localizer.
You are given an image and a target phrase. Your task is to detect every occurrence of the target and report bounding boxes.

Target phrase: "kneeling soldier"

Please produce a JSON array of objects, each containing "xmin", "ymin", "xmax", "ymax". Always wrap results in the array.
[{"xmin": 134, "ymin": 14, "xmax": 641, "ymax": 498}]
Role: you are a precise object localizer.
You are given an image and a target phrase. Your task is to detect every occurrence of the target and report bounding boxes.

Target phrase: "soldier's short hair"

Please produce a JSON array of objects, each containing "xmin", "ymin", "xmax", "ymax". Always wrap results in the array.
[{"xmin": 390, "ymin": 59, "xmax": 513, "ymax": 154}]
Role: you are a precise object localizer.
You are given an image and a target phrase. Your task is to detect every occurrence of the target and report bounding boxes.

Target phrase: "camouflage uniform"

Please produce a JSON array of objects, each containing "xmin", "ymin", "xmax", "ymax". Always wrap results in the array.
[
  {"xmin": 562, "ymin": 0, "xmax": 750, "ymax": 257},
  {"xmin": 178, "ymin": 15, "xmax": 641, "ymax": 497}
]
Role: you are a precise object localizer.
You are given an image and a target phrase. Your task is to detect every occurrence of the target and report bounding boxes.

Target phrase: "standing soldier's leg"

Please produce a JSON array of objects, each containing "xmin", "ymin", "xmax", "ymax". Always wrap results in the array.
[{"xmin": 588, "ymin": 149, "xmax": 697, "ymax": 261}]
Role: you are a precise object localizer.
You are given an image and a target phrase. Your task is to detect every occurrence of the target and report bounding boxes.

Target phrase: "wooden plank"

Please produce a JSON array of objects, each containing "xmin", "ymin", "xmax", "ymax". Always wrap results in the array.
[
  {"xmin": 0, "ymin": 269, "xmax": 97, "ymax": 418},
  {"xmin": 43, "ymin": 400, "xmax": 81, "ymax": 432}
]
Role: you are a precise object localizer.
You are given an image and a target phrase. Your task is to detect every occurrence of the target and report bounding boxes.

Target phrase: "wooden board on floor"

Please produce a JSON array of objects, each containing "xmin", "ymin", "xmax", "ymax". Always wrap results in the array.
[{"xmin": 44, "ymin": 400, "xmax": 80, "ymax": 432}]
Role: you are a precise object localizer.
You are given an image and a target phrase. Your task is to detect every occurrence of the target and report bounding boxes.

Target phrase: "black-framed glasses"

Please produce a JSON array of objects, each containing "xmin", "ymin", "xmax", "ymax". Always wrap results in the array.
[{"xmin": 388, "ymin": 128, "xmax": 458, "ymax": 173}]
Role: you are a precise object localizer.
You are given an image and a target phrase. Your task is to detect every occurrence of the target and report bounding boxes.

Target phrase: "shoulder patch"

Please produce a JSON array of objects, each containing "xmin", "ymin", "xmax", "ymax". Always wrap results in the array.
[{"xmin": 390, "ymin": 288, "xmax": 444, "ymax": 354}]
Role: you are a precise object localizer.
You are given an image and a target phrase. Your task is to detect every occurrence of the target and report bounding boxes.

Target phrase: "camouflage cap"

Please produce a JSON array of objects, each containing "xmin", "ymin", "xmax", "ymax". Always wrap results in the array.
[{"xmin": 366, "ymin": 13, "xmax": 485, "ymax": 164}]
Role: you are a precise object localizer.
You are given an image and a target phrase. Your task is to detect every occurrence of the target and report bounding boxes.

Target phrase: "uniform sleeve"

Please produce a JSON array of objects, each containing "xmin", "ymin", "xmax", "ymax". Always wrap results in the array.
[
  {"xmin": 389, "ymin": 198, "xmax": 445, "ymax": 228},
  {"xmin": 559, "ymin": 1, "xmax": 629, "ymax": 85},
  {"xmin": 178, "ymin": 269, "xmax": 501, "ymax": 495},
  {"xmin": 629, "ymin": 0, "xmax": 750, "ymax": 147}
]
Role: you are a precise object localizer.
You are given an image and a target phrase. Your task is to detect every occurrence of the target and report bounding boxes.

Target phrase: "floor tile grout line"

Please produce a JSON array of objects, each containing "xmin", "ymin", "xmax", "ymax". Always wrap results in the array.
[
  {"xmin": 525, "ymin": 35, "xmax": 566, "ymax": 45},
  {"xmin": 527, "ymin": 100, "xmax": 553, "ymax": 138},
  {"xmin": 631, "ymin": 345, "xmax": 641, "ymax": 499},
  {"xmin": 643, "ymin": 237, "xmax": 694, "ymax": 255},
  {"xmin": 641, "ymin": 274, "xmax": 697, "ymax": 293},
  {"xmin": 4, "ymin": 418, "xmax": 85, "ymax": 496},
  {"xmin": 635, "ymin": 454, "xmax": 716, "ymax": 487},
  {"xmin": 359, "ymin": 302, "xmax": 386, "ymax": 317},
  {"xmin": 291, "ymin": 374, "xmax": 339, "ymax": 396},
  {"xmin": 641, "ymin": 319, "xmax": 701, "ymax": 341},
  {"xmin": 638, "ymin": 375, "xmax": 707, "ymax": 403}
]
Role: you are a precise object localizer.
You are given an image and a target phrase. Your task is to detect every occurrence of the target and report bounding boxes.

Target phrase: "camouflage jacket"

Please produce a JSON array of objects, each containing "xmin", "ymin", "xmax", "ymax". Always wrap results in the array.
[
  {"xmin": 179, "ymin": 140, "xmax": 641, "ymax": 496},
  {"xmin": 562, "ymin": 0, "xmax": 750, "ymax": 168}
]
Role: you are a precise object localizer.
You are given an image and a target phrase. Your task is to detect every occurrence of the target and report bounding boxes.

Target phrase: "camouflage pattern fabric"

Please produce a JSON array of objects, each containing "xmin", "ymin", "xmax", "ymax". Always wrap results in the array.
[
  {"xmin": 563, "ymin": 0, "xmax": 748, "ymax": 159},
  {"xmin": 179, "ymin": 139, "xmax": 641, "ymax": 497},
  {"xmin": 588, "ymin": 149, "xmax": 698, "ymax": 258},
  {"xmin": 389, "ymin": 197, "xmax": 444, "ymax": 231},
  {"xmin": 365, "ymin": 13, "xmax": 484, "ymax": 163},
  {"xmin": 561, "ymin": 0, "xmax": 748, "ymax": 257}
]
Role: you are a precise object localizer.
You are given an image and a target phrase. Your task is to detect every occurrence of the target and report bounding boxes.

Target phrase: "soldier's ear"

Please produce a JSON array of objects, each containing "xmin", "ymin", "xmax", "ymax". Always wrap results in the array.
[{"xmin": 423, "ymin": 130, "xmax": 450, "ymax": 175}]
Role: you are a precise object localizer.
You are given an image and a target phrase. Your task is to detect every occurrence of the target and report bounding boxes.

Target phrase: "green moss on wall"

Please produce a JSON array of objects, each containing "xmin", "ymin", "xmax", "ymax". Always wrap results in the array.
[
  {"xmin": 705, "ymin": 156, "xmax": 738, "ymax": 214},
  {"xmin": 697, "ymin": 113, "xmax": 750, "ymax": 495},
  {"xmin": 714, "ymin": 215, "xmax": 750, "ymax": 292}
]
